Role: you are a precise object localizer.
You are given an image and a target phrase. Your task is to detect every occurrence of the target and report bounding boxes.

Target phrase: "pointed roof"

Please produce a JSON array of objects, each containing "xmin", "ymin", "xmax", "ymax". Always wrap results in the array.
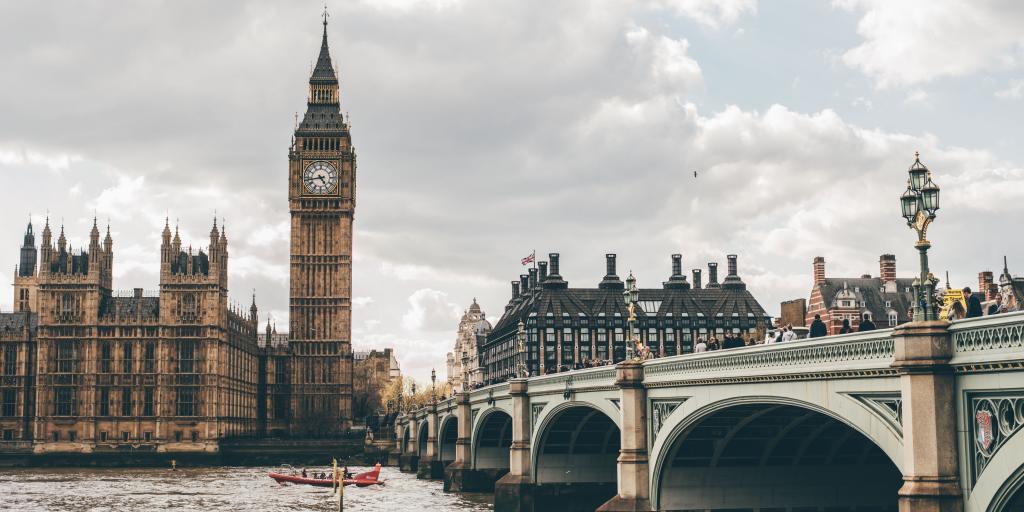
[{"xmin": 311, "ymin": 15, "xmax": 337, "ymax": 82}]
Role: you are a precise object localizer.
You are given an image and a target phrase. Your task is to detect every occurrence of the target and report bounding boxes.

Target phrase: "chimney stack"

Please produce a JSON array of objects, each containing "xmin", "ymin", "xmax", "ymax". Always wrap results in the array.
[
  {"xmin": 543, "ymin": 252, "xmax": 568, "ymax": 289},
  {"xmin": 528, "ymin": 268, "xmax": 537, "ymax": 291},
  {"xmin": 707, "ymin": 262, "xmax": 720, "ymax": 288},
  {"xmin": 663, "ymin": 254, "xmax": 690, "ymax": 289},
  {"xmin": 512, "ymin": 280, "xmax": 521, "ymax": 299},
  {"xmin": 538, "ymin": 261, "xmax": 548, "ymax": 282},
  {"xmin": 721, "ymin": 254, "xmax": 746, "ymax": 290},
  {"xmin": 979, "ymin": 271, "xmax": 995, "ymax": 301},
  {"xmin": 599, "ymin": 253, "xmax": 624, "ymax": 290},
  {"xmin": 692, "ymin": 269, "xmax": 702, "ymax": 289},
  {"xmin": 879, "ymin": 254, "xmax": 896, "ymax": 284},
  {"xmin": 520, "ymin": 274, "xmax": 529, "ymax": 293},
  {"xmin": 813, "ymin": 256, "xmax": 826, "ymax": 285}
]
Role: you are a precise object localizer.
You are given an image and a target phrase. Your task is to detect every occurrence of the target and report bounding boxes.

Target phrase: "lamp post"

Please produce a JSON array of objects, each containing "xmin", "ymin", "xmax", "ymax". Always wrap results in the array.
[
  {"xmin": 900, "ymin": 151, "xmax": 941, "ymax": 322},
  {"xmin": 516, "ymin": 319, "xmax": 528, "ymax": 378},
  {"xmin": 623, "ymin": 271, "xmax": 641, "ymax": 361},
  {"xmin": 430, "ymin": 368, "xmax": 437, "ymax": 404},
  {"xmin": 397, "ymin": 387, "xmax": 404, "ymax": 414},
  {"xmin": 461, "ymin": 351, "xmax": 469, "ymax": 392}
]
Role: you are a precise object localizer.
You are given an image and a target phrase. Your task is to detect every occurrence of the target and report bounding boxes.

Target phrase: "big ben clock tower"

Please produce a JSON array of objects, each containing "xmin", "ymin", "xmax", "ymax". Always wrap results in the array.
[{"xmin": 288, "ymin": 14, "xmax": 355, "ymax": 434}]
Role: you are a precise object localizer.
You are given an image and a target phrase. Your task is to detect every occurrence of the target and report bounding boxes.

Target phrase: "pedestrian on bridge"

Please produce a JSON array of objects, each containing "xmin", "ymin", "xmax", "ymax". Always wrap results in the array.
[{"xmin": 809, "ymin": 314, "xmax": 828, "ymax": 338}]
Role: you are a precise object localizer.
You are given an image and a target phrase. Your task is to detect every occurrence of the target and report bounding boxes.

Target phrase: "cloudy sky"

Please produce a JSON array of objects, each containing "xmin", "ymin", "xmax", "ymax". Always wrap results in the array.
[{"xmin": 2, "ymin": 0, "xmax": 1023, "ymax": 382}]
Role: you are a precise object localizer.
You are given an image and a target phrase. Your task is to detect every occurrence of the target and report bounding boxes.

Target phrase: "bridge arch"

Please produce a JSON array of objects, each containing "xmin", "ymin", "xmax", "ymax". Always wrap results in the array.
[
  {"xmin": 416, "ymin": 419, "xmax": 429, "ymax": 457},
  {"xmin": 437, "ymin": 413, "xmax": 458, "ymax": 465},
  {"xmin": 473, "ymin": 408, "xmax": 513, "ymax": 470},
  {"xmin": 966, "ymin": 422, "xmax": 1024, "ymax": 512},
  {"xmin": 531, "ymin": 402, "xmax": 620, "ymax": 510},
  {"xmin": 652, "ymin": 397, "xmax": 903, "ymax": 511},
  {"xmin": 401, "ymin": 424, "xmax": 411, "ymax": 454}
]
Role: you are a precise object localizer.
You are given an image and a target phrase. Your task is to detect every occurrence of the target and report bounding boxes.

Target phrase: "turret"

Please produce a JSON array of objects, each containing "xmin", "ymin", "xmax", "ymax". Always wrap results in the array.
[
  {"xmin": 18, "ymin": 219, "xmax": 36, "ymax": 277},
  {"xmin": 250, "ymin": 291, "xmax": 259, "ymax": 324},
  {"xmin": 721, "ymin": 254, "xmax": 746, "ymax": 290}
]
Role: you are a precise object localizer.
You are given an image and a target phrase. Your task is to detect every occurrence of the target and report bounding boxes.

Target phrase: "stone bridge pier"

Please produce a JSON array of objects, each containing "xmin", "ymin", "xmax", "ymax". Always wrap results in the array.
[{"xmin": 394, "ymin": 313, "xmax": 1024, "ymax": 512}]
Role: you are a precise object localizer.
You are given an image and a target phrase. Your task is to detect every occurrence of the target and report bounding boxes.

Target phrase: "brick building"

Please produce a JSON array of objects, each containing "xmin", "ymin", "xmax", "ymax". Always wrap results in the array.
[{"xmin": 805, "ymin": 255, "xmax": 915, "ymax": 334}]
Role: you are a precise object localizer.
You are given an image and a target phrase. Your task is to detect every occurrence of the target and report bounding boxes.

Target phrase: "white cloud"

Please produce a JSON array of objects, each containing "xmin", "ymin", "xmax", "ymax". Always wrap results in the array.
[
  {"xmin": 353, "ymin": 296, "xmax": 375, "ymax": 308},
  {"xmin": 904, "ymin": 89, "xmax": 931, "ymax": 107},
  {"xmin": 627, "ymin": 26, "xmax": 703, "ymax": 93},
  {"xmin": 401, "ymin": 288, "xmax": 462, "ymax": 332},
  {"xmin": 651, "ymin": 0, "xmax": 758, "ymax": 28},
  {"xmin": 996, "ymin": 80, "xmax": 1024, "ymax": 99},
  {"xmin": 837, "ymin": 0, "xmax": 1024, "ymax": 88}
]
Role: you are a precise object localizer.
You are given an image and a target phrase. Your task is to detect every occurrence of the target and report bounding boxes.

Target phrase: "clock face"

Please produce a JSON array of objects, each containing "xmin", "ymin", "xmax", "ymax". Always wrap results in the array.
[{"xmin": 303, "ymin": 161, "xmax": 338, "ymax": 194}]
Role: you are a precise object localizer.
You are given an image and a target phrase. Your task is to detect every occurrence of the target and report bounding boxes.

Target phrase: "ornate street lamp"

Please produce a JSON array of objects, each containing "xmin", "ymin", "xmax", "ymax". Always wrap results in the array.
[
  {"xmin": 623, "ymin": 271, "xmax": 641, "ymax": 361},
  {"xmin": 900, "ymin": 152, "xmax": 941, "ymax": 321},
  {"xmin": 430, "ymin": 368, "xmax": 437, "ymax": 404},
  {"xmin": 461, "ymin": 350, "xmax": 470, "ymax": 392},
  {"xmin": 516, "ymin": 319, "xmax": 528, "ymax": 378}
]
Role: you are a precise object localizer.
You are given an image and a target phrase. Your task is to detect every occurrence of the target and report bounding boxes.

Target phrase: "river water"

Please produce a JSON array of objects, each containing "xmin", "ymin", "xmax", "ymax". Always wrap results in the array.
[{"xmin": 0, "ymin": 465, "xmax": 493, "ymax": 511}]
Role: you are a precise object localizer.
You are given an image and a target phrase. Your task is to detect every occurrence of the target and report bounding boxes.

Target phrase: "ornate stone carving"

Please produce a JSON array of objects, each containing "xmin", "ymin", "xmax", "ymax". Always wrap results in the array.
[
  {"xmin": 649, "ymin": 399, "xmax": 686, "ymax": 442},
  {"xmin": 531, "ymin": 403, "xmax": 546, "ymax": 430},
  {"xmin": 970, "ymin": 391, "xmax": 1024, "ymax": 485},
  {"xmin": 644, "ymin": 334, "xmax": 894, "ymax": 379},
  {"xmin": 847, "ymin": 393, "xmax": 902, "ymax": 436},
  {"xmin": 952, "ymin": 314, "xmax": 1024, "ymax": 353}
]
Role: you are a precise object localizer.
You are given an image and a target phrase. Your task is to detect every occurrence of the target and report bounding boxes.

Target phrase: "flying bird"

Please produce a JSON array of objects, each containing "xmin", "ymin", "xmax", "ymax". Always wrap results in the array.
[{"xmin": 693, "ymin": 170, "xmax": 698, "ymax": 178}]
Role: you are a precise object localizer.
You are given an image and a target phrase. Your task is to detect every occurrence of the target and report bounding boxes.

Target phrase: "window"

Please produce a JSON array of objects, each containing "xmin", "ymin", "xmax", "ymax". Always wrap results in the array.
[
  {"xmin": 1, "ymin": 389, "xmax": 16, "ymax": 416},
  {"xmin": 122, "ymin": 344, "xmax": 133, "ymax": 374},
  {"xmin": 121, "ymin": 431, "xmax": 129, "ymax": 442},
  {"xmin": 52, "ymin": 431, "xmax": 59, "ymax": 442},
  {"xmin": 177, "ymin": 341, "xmax": 196, "ymax": 373},
  {"xmin": 99, "ymin": 431, "xmax": 108, "ymax": 442},
  {"xmin": 99, "ymin": 388, "xmax": 110, "ymax": 417},
  {"xmin": 54, "ymin": 387, "xmax": 76, "ymax": 416},
  {"xmin": 55, "ymin": 341, "xmax": 76, "ymax": 373},
  {"xmin": 68, "ymin": 431, "xmax": 76, "ymax": 442},
  {"xmin": 191, "ymin": 431, "xmax": 199, "ymax": 442},
  {"xmin": 144, "ymin": 342, "xmax": 155, "ymax": 373},
  {"xmin": 4, "ymin": 429, "xmax": 16, "ymax": 440},
  {"xmin": 143, "ymin": 431, "xmax": 152, "ymax": 442},
  {"xmin": 3, "ymin": 345, "xmax": 16, "ymax": 375},
  {"xmin": 885, "ymin": 300, "xmax": 892, "ymax": 308},
  {"xmin": 99, "ymin": 342, "xmax": 111, "ymax": 373},
  {"xmin": 121, "ymin": 388, "xmax": 132, "ymax": 416},
  {"xmin": 176, "ymin": 387, "xmax": 197, "ymax": 416},
  {"xmin": 143, "ymin": 388, "xmax": 154, "ymax": 416},
  {"xmin": 174, "ymin": 430, "xmax": 183, "ymax": 442},
  {"xmin": 888, "ymin": 311, "xmax": 898, "ymax": 326}
]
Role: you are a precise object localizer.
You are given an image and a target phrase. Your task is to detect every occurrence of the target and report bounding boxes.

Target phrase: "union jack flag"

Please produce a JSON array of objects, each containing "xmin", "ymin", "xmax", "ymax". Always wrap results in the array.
[{"xmin": 521, "ymin": 251, "xmax": 535, "ymax": 266}]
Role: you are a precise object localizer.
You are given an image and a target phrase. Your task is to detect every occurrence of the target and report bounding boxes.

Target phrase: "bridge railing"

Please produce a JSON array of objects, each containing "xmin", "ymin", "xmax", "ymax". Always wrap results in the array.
[
  {"xmin": 950, "ymin": 310, "xmax": 1024, "ymax": 368},
  {"xmin": 643, "ymin": 328, "xmax": 897, "ymax": 385}
]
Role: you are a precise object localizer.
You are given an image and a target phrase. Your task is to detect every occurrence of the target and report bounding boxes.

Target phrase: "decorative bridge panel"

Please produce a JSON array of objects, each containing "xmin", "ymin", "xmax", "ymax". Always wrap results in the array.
[
  {"xmin": 643, "ymin": 332, "xmax": 895, "ymax": 384},
  {"xmin": 951, "ymin": 312, "xmax": 1024, "ymax": 370},
  {"xmin": 969, "ymin": 391, "xmax": 1024, "ymax": 486}
]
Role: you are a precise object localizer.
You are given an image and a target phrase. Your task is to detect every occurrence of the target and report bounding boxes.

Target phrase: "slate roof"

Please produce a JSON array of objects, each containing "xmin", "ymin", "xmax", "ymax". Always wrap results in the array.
[
  {"xmin": 0, "ymin": 312, "xmax": 35, "ymax": 333},
  {"xmin": 99, "ymin": 296, "xmax": 160, "ymax": 322},
  {"xmin": 311, "ymin": 23, "xmax": 337, "ymax": 82},
  {"xmin": 816, "ymin": 277, "xmax": 916, "ymax": 323},
  {"xmin": 487, "ymin": 279, "xmax": 771, "ymax": 345}
]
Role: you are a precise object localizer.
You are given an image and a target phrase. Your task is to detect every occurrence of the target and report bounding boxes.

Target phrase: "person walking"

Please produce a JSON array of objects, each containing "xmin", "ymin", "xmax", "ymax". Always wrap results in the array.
[
  {"xmin": 858, "ymin": 314, "xmax": 876, "ymax": 332},
  {"xmin": 694, "ymin": 337, "xmax": 708, "ymax": 353},
  {"xmin": 965, "ymin": 287, "xmax": 984, "ymax": 318},
  {"xmin": 839, "ymin": 318, "xmax": 852, "ymax": 334},
  {"xmin": 781, "ymin": 325, "xmax": 796, "ymax": 342},
  {"xmin": 809, "ymin": 314, "xmax": 828, "ymax": 338}
]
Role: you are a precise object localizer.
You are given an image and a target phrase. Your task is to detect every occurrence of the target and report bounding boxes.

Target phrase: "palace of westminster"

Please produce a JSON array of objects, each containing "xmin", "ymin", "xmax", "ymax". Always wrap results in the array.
[{"xmin": 0, "ymin": 19, "xmax": 358, "ymax": 453}]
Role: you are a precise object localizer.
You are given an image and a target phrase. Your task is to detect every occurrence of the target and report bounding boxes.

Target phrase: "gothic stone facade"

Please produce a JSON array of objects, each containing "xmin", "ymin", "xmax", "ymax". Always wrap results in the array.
[
  {"xmin": 287, "ymin": 19, "xmax": 356, "ymax": 434},
  {"xmin": 479, "ymin": 253, "xmax": 772, "ymax": 384},
  {"xmin": 446, "ymin": 299, "xmax": 491, "ymax": 389},
  {"xmin": 1, "ymin": 219, "xmax": 263, "ymax": 454}
]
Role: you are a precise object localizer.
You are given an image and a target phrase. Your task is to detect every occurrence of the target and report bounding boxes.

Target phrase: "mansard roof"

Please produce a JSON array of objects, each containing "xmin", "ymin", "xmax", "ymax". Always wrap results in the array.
[{"xmin": 816, "ymin": 276, "xmax": 915, "ymax": 322}]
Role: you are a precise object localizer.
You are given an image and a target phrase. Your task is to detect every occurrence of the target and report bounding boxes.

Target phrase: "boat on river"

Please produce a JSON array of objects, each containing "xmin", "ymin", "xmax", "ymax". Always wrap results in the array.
[{"xmin": 268, "ymin": 463, "xmax": 384, "ymax": 487}]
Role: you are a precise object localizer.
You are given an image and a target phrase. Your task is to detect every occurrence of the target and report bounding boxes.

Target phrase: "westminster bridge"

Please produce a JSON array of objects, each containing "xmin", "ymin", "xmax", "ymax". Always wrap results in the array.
[{"xmin": 394, "ymin": 313, "xmax": 1024, "ymax": 512}]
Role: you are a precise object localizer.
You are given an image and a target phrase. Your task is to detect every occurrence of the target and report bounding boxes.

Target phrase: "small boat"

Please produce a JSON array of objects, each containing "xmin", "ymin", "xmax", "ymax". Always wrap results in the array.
[{"xmin": 269, "ymin": 463, "xmax": 384, "ymax": 487}]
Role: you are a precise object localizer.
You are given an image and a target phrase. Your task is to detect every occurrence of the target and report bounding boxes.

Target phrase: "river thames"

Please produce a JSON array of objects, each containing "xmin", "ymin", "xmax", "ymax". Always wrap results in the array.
[{"xmin": 0, "ymin": 465, "xmax": 493, "ymax": 511}]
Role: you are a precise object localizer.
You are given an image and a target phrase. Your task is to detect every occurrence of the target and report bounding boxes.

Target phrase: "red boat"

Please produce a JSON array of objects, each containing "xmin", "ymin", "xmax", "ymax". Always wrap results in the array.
[{"xmin": 269, "ymin": 463, "xmax": 384, "ymax": 487}]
